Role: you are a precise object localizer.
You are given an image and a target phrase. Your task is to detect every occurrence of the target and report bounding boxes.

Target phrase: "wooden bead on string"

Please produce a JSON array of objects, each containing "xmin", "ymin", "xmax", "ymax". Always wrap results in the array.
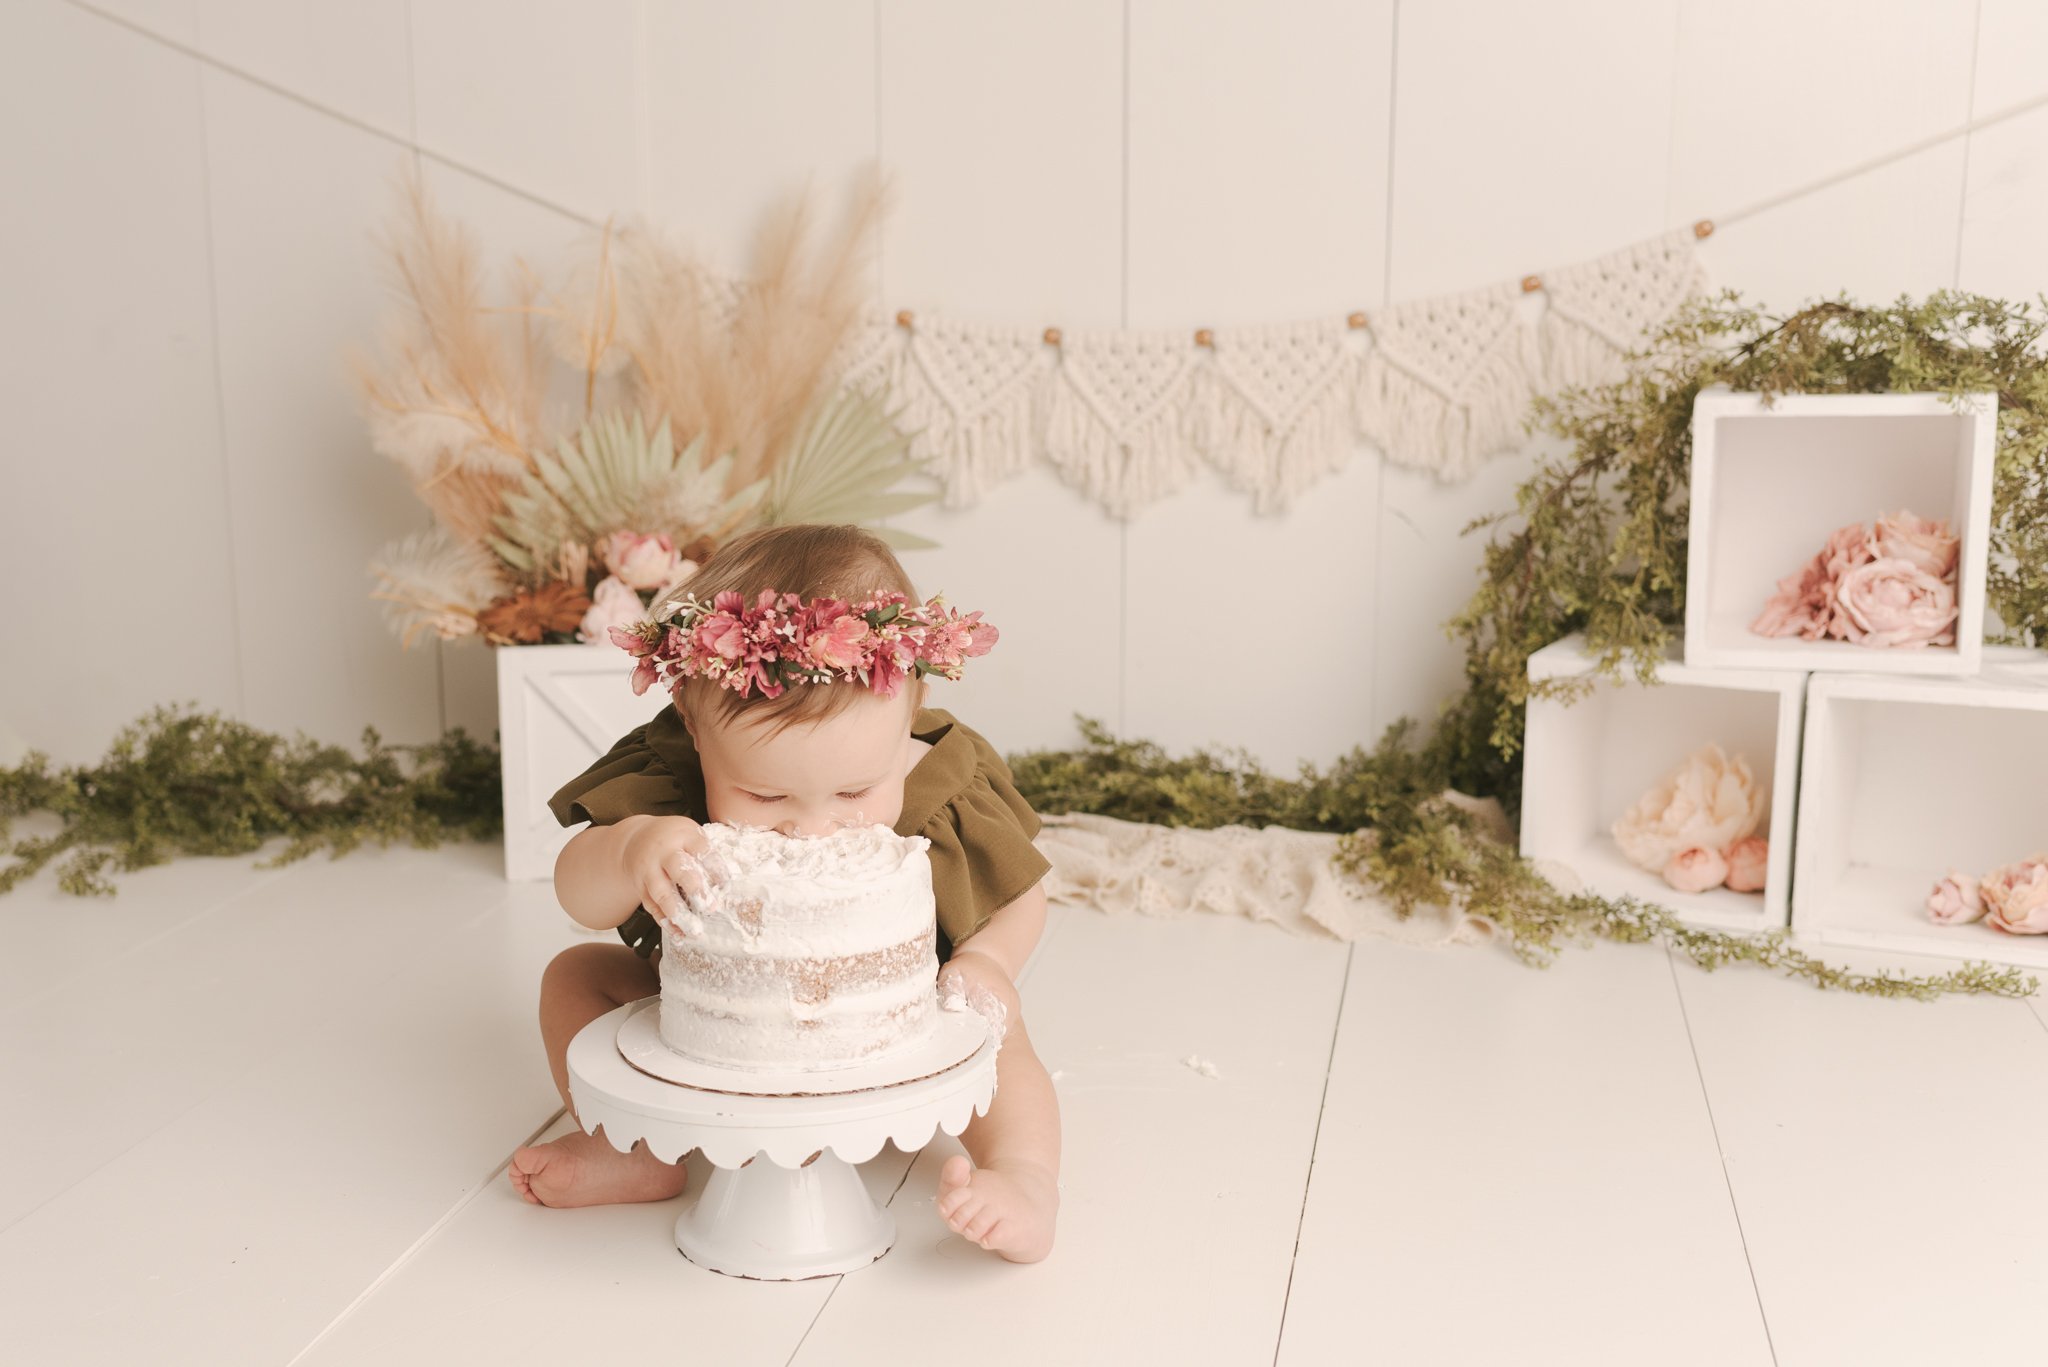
[
  {"xmin": 1693, "ymin": 219, "xmax": 1715, "ymax": 239},
  {"xmin": 894, "ymin": 309, "xmax": 914, "ymax": 329},
  {"xmin": 1043, "ymin": 326, "xmax": 1062, "ymax": 347},
  {"xmin": 1520, "ymin": 274, "xmax": 1542, "ymax": 294},
  {"xmin": 1194, "ymin": 328, "xmax": 1214, "ymax": 348},
  {"xmin": 1347, "ymin": 311, "xmax": 1368, "ymax": 330}
]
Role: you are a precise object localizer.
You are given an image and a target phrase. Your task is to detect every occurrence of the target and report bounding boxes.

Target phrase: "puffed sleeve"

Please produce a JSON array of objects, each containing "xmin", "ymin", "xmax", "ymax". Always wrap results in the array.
[
  {"xmin": 547, "ymin": 706, "xmax": 708, "ymax": 829},
  {"xmin": 905, "ymin": 713, "xmax": 1052, "ymax": 957}
]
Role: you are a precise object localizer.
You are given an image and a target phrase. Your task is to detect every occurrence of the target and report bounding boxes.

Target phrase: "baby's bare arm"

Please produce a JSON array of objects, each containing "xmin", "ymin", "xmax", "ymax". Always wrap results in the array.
[
  {"xmin": 949, "ymin": 879, "xmax": 1048, "ymax": 983},
  {"xmin": 553, "ymin": 814, "xmax": 708, "ymax": 930}
]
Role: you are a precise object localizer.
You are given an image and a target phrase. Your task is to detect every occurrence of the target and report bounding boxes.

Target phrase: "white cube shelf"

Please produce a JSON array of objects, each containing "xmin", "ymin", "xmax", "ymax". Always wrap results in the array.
[
  {"xmin": 1793, "ymin": 659, "xmax": 2048, "ymax": 968},
  {"xmin": 1520, "ymin": 635, "xmax": 1805, "ymax": 934},
  {"xmin": 1683, "ymin": 388, "xmax": 1995, "ymax": 675},
  {"xmin": 497, "ymin": 642, "xmax": 670, "ymax": 881}
]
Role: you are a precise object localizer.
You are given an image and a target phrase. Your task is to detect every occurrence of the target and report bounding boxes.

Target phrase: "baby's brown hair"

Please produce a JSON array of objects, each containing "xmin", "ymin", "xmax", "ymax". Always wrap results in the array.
[{"xmin": 667, "ymin": 523, "xmax": 922, "ymax": 736}]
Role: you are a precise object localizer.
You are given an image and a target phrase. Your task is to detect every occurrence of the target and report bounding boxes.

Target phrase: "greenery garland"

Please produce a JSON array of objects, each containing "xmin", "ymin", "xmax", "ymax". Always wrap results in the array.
[
  {"xmin": 4, "ymin": 291, "xmax": 2043, "ymax": 1001},
  {"xmin": 1007, "ymin": 720, "xmax": 2033, "ymax": 1001},
  {"xmin": 0, "ymin": 707, "xmax": 499, "ymax": 897}
]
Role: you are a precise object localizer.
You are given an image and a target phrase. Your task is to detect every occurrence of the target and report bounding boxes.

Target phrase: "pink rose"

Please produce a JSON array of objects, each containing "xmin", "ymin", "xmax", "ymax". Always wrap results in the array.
[
  {"xmin": 576, "ymin": 576, "xmax": 646, "ymax": 645},
  {"xmin": 1834, "ymin": 557, "xmax": 1957, "ymax": 648},
  {"xmin": 1723, "ymin": 836, "xmax": 1769, "ymax": 893},
  {"xmin": 1982, "ymin": 857, "xmax": 2048, "ymax": 934},
  {"xmin": 1875, "ymin": 510, "xmax": 1959, "ymax": 580},
  {"xmin": 1663, "ymin": 846, "xmax": 1730, "ymax": 894},
  {"xmin": 1925, "ymin": 870, "xmax": 1985, "ymax": 925},
  {"xmin": 804, "ymin": 615, "xmax": 871, "ymax": 671},
  {"xmin": 598, "ymin": 531, "xmax": 685, "ymax": 592},
  {"xmin": 1822, "ymin": 522, "xmax": 1876, "ymax": 579}
]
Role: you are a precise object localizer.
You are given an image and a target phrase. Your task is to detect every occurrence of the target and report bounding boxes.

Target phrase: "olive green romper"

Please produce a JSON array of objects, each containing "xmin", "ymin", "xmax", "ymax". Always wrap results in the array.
[{"xmin": 547, "ymin": 706, "xmax": 1051, "ymax": 962}]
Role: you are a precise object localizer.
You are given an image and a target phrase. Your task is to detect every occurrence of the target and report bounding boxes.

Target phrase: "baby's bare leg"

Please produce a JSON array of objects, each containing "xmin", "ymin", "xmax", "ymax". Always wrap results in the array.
[
  {"xmin": 934, "ymin": 952, "xmax": 1061, "ymax": 1262},
  {"xmin": 509, "ymin": 941, "xmax": 686, "ymax": 1208}
]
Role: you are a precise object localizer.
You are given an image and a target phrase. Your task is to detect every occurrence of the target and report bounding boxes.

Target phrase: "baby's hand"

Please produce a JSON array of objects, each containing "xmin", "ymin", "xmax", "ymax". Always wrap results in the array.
[{"xmin": 618, "ymin": 816, "xmax": 710, "ymax": 928}]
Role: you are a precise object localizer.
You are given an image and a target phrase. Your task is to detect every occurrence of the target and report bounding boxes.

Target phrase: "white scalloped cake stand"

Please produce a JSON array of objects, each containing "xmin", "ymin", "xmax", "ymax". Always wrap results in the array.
[{"xmin": 566, "ymin": 998, "xmax": 998, "ymax": 1281}]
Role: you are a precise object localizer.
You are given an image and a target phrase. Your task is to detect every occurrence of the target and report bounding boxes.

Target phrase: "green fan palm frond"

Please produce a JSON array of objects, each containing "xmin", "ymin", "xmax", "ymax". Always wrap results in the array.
[
  {"xmin": 760, "ymin": 389, "xmax": 939, "ymax": 550},
  {"xmin": 488, "ymin": 411, "xmax": 763, "ymax": 576}
]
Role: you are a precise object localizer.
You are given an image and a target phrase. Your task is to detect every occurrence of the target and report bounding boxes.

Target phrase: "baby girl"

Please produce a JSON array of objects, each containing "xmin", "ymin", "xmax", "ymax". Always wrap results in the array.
[{"xmin": 506, "ymin": 523, "xmax": 1061, "ymax": 1263}]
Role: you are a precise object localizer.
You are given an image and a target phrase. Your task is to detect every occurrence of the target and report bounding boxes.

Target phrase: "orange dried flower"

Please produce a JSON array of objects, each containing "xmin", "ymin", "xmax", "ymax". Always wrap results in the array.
[{"xmin": 478, "ymin": 582, "xmax": 592, "ymax": 644}]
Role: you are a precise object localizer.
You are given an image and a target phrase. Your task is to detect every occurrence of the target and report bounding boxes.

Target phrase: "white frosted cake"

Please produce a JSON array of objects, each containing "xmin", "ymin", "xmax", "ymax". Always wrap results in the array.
[{"xmin": 657, "ymin": 823, "xmax": 940, "ymax": 1072}]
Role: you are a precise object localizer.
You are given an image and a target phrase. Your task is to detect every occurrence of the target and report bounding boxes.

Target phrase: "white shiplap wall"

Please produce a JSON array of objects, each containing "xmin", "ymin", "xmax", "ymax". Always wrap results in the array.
[{"xmin": 3, "ymin": 0, "xmax": 2042, "ymax": 771}]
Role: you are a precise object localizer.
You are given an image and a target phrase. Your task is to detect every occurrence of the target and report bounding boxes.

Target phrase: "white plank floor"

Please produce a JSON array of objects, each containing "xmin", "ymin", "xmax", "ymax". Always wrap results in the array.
[{"xmin": 3, "ymin": 843, "xmax": 2046, "ymax": 1365}]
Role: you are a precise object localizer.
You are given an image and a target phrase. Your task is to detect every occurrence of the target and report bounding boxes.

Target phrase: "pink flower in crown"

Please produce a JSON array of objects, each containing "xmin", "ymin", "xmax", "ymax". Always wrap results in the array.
[
  {"xmin": 608, "ymin": 621, "xmax": 657, "ymax": 658},
  {"xmin": 693, "ymin": 607, "xmax": 747, "ymax": 662},
  {"xmin": 867, "ymin": 636, "xmax": 913, "ymax": 697},
  {"xmin": 629, "ymin": 655, "xmax": 660, "ymax": 696},
  {"xmin": 806, "ymin": 613, "xmax": 871, "ymax": 671}
]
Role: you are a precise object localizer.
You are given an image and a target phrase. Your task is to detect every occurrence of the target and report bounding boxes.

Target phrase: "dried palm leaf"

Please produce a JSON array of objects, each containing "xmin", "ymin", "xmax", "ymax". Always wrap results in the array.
[
  {"xmin": 488, "ymin": 411, "xmax": 764, "ymax": 578},
  {"xmin": 760, "ymin": 390, "xmax": 938, "ymax": 550}
]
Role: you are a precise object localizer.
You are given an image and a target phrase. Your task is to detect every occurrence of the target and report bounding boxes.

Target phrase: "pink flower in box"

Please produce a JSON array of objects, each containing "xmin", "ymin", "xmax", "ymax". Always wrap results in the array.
[
  {"xmin": 1983, "ymin": 858, "xmax": 2048, "ymax": 935},
  {"xmin": 1925, "ymin": 871, "xmax": 1985, "ymax": 926}
]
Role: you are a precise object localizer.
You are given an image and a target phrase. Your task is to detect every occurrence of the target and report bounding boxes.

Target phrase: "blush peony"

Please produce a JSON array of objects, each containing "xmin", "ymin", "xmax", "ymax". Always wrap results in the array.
[
  {"xmin": 576, "ymin": 575, "xmax": 646, "ymax": 645},
  {"xmin": 1611, "ymin": 744, "xmax": 1768, "ymax": 874},
  {"xmin": 1982, "ymin": 857, "xmax": 2048, "ymax": 934},
  {"xmin": 1834, "ymin": 557, "xmax": 1957, "ymax": 648},
  {"xmin": 599, "ymin": 531, "xmax": 686, "ymax": 592}
]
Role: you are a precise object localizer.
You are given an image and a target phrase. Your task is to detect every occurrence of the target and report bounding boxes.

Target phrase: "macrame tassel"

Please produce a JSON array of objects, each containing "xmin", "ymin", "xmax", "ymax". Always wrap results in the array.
[
  {"xmin": 1357, "ymin": 282, "xmax": 1541, "ymax": 481},
  {"xmin": 1189, "ymin": 319, "xmax": 1358, "ymax": 513},
  {"xmin": 1540, "ymin": 228, "xmax": 1708, "ymax": 392},
  {"xmin": 883, "ymin": 317, "xmax": 1049, "ymax": 508},
  {"xmin": 1041, "ymin": 332, "xmax": 1200, "ymax": 518}
]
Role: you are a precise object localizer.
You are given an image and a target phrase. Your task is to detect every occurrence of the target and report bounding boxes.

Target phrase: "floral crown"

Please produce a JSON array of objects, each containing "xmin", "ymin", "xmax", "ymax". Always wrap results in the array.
[{"xmin": 610, "ymin": 589, "xmax": 998, "ymax": 701}]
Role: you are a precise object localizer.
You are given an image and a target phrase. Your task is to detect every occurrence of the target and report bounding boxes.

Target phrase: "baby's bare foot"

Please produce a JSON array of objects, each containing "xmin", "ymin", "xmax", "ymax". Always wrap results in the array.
[
  {"xmin": 935, "ymin": 1154, "xmax": 1058, "ymax": 1263},
  {"xmin": 508, "ymin": 1127, "xmax": 686, "ymax": 1208}
]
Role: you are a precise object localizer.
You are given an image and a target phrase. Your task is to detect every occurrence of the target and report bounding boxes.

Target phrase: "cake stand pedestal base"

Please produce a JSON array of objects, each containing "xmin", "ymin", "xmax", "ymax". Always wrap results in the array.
[
  {"xmin": 566, "ymin": 999, "xmax": 999, "ymax": 1282},
  {"xmin": 676, "ymin": 1151, "xmax": 894, "ymax": 1279}
]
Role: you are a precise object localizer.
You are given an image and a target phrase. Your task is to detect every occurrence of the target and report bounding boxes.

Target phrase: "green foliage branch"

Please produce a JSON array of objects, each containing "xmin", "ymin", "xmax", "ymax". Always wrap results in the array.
[{"xmin": 0, "ymin": 706, "xmax": 500, "ymax": 897}]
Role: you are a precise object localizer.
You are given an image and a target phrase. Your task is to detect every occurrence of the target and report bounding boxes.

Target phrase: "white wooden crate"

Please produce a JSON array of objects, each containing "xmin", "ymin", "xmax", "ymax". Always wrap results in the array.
[
  {"xmin": 1520, "ymin": 635, "xmax": 1805, "ymax": 934},
  {"xmin": 496, "ymin": 642, "xmax": 669, "ymax": 882},
  {"xmin": 1683, "ymin": 389, "xmax": 1995, "ymax": 675},
  {"xmin": 1793, "ymin": 653, "xmax": 2048, "ymax": 967}
]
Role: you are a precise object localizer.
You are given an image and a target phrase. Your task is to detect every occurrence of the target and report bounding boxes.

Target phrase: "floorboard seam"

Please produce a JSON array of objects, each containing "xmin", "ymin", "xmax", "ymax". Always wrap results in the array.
[
  {"xmin": 1665, "ymin": 948, "xmax": 1780, "ymax": 1367},
  {"xmin": 280, "ymin": 1106, "xmax": 569, "ymax": 1366},
  {"xmin": 1270, "ymin": 940, "xmax": 1356, "ymax": 1367}
]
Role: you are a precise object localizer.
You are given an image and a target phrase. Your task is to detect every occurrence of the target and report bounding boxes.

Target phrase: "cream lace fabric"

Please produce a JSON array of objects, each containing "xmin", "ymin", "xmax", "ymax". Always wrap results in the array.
[
  {"xmin": 1033, "ymin": 812, "xmax": 1500, "ymax": 950},
  {"xmin": 837, "ymin": 227, "xmax": 1706, "ymax": 516}
]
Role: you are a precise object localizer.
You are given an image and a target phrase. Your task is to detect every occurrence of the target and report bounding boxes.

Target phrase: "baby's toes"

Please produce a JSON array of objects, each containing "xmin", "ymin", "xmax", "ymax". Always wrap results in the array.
[
  {"xmin": 962, "ymin": 1206, "xmax": 1001, "ymax": 1243},
  {"xmin": 941, "ymin": 1191, "xmax": 983, "ymax": 1234}
]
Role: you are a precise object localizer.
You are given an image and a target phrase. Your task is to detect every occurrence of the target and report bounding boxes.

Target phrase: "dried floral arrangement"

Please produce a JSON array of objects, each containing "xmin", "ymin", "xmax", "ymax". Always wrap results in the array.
[{"xmin": 360, "ymin": 171, "xmax": 933, "ymax": 648}]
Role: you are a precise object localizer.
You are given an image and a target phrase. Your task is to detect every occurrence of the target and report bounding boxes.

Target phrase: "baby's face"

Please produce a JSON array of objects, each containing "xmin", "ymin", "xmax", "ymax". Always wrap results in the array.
[{"xmin": 690, "ymin": 688, "xmax": 917, "ymax": 837}]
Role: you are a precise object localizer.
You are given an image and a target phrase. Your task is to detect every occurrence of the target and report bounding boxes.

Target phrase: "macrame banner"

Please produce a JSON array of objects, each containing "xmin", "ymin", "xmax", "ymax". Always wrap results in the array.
[{"xmin": 836, "ymin": 226, "xmax": 1708, "ymax": 517}]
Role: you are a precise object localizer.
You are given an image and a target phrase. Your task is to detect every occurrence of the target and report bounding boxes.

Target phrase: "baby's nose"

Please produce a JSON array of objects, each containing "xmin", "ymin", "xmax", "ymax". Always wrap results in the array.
[{"xmin": 776, "ymin": 816, "xmax": 833, "ymax": 839}]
